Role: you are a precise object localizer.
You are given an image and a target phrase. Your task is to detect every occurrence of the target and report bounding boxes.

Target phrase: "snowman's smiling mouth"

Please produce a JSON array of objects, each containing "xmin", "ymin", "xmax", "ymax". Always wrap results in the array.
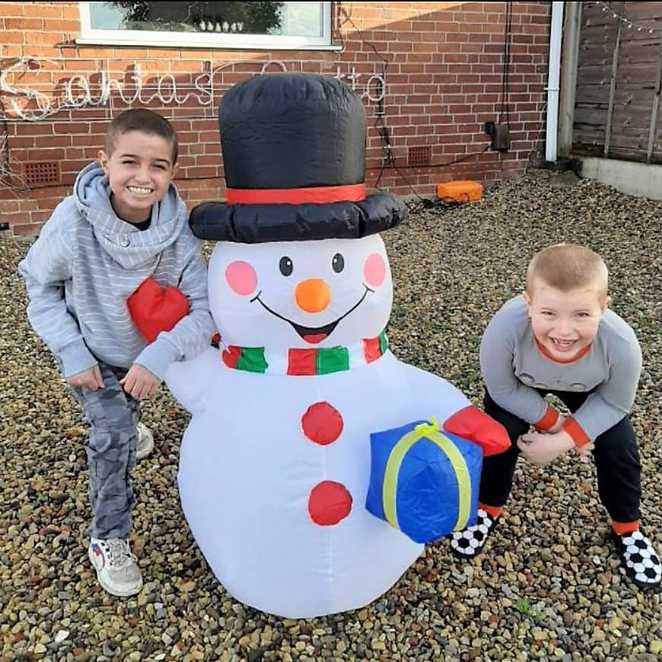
[{"xmin": 251, "ymin": 286, "xmax": 373, "ymax": 344}]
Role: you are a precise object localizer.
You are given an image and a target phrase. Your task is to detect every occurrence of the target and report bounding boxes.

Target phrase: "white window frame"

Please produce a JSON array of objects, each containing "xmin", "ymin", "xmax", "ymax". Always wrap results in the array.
[{"xmin": 77, "ymin": 1, "xmax": 336, "ymax": 50}]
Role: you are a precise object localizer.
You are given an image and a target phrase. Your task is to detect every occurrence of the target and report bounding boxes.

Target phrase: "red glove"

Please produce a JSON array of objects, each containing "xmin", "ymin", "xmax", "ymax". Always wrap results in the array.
[
  {"xmin": 443, "ymin": 405, "xmax": 511, "ymax": 457},
  {"xmin": 127, "ymin": 277, "xmax": 189, "ymax": 343}
]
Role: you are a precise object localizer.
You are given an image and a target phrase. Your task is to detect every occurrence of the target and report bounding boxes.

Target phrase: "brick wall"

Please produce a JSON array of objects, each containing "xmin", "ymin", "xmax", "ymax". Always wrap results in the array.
[{"xmin": 0, "ymin": 1, "xmax": 551, "ymax": 235}]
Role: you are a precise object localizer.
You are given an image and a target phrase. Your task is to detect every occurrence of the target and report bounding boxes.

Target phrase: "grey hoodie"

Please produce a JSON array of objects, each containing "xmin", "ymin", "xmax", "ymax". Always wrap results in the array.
[{"xmin": 19, "ymin": 162, "xmax": 215, "ymax": 380}]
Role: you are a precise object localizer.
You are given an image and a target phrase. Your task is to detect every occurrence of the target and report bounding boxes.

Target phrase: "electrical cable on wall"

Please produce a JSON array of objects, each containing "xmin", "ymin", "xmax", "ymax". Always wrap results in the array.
[
  {"xmin": 339, "ymin": 7, "xmax": 447, "ymax": 207},
  {"xmin": 338, "ymin": 2, "xmax": 514, "ymax": 209},
  {"xmin": 499, "ymin": 1, "xmax": 513, "ymax": 127},
  {"xmin": 1, "ymin": 5, "xmax": 517, "ymax": 205},
  {"xmin": 337, "ymin": 7, "xmax": 403, "ymax": 195},
  {"xmin": 0, "ymin": 97, "xmax": 30, "ymax": 193}
]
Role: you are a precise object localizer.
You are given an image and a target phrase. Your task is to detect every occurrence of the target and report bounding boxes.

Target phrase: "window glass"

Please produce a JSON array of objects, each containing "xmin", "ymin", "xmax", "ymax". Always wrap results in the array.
[{"xmin": 88, "ymin": 2, "xmax": 324, "ymax": 38}]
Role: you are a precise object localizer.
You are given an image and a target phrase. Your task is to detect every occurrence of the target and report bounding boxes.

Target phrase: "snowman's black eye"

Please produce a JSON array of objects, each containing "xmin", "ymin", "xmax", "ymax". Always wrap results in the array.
[
  {"xmin": 279, "ymin": 256, "xmax": 293, "ymax": 276},
  {"xmin": 332, "ymin": 253, "xmax": 345, "ymax": 273}
]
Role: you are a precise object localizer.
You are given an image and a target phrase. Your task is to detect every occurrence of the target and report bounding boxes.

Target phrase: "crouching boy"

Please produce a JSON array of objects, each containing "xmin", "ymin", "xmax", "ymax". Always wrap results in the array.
[{"xmin": 449, "ymin": 244, "xmax": 660, "ymax": 591}]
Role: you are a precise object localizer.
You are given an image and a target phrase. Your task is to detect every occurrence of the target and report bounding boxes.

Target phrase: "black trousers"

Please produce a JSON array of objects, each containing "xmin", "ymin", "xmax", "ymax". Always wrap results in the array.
[{"xmin": 480, "ymin": 388, "xmax": 642, "ymax": 522}]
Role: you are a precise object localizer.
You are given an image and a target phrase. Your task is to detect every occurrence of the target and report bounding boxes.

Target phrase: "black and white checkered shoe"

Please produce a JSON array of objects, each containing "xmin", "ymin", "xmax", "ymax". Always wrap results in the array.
[
  {"xmin": 449, "ymin": 509, "xmax": 498, "ymax": 559},
  {"xmin": 612, "ymin": 530, "xmax": 661, "ymax": 591}
]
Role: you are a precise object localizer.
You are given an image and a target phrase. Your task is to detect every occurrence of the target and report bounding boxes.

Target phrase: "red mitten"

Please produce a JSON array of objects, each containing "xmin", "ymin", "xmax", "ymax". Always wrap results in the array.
[
  {"xmin": 443, "ymin": 405, "xmax": 511, "ymax": 457},
  {"xmin": 127, "ymin": 277, "xmax": 189, "ymax": 343}
]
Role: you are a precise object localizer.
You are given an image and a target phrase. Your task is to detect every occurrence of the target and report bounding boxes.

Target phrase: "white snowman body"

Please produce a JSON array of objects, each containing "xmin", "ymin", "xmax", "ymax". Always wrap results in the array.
[{"xmin": 167, "ymin": 234, "xmax": 471, "ymax": 618}]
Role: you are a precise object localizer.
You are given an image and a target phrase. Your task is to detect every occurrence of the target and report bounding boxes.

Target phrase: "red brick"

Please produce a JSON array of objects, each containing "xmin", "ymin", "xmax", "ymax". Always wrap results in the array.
[
  {"xmin": 26, "ymin": 148, "xmax": 64, "ymax": 161},
  {"xmin": 199, "ymin": 131, "xmax": 219, "ymax": 143},
  {"xmin": 19, "ymin": 199, "xmax": 40, "ymax": 211},
  {"xmin": 43, "ymin": 19, "xmax": 80, "ymax": 32},
  {"xmin": 185, "ymin": 166, "xmax": 221, "ymax": 178},
  {"xmin": 0, "ymin": 3, "xmax": 23, "ymax": 18},
  {"xmin": 22, "ymin": 3, "xmax": 63, "ymax": 18},
  {"xmin": 1, "ymin": 1, "xmax": 549, "ymax": 232},
  {"xmin": 9, "ymin": 137, "xmax": 36, "ymax": 148},
  {"xmin": 36, "ymin": 135, "xmax": 72, "ymax": 148},
  {"xmin": 2, "ymin": 31, "xmax": 24, "ymax": 43},
  {"xmin": 0, "ymin": 195, "xmax": 20, "ymax": 213},
  {"xmin": 30, "ymin": 210, "xmax": 53, "ymax": 222},
  {"xmin": 0, "ymin": 212, "xmax": 25, "ymax": 225},
  {"xmin": 12, "ymin": 223, "xmax": 44, "ymax": 236},
  {"xmin": 5, "ymin": 17, "xmax": 44, "ymax": 29}
]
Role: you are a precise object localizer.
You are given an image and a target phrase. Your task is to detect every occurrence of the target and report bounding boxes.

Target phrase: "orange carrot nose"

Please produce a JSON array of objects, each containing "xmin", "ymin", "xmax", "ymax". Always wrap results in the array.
[{"xmin": 295, "ymin": 278, "xmax": 331, "ymax": 313}]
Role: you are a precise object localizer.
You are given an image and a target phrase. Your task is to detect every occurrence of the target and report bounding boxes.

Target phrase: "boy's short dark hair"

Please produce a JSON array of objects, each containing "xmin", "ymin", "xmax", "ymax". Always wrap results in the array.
[{"xmin": 105, "ymin": 109, "xmax": 178, "ymax": 164}]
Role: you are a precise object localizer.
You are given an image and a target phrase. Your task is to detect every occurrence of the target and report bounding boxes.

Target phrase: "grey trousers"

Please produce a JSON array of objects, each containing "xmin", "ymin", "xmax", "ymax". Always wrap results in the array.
[{"xmin": 70, "ymin": 361, "xmax": 139, "ymax": 539}]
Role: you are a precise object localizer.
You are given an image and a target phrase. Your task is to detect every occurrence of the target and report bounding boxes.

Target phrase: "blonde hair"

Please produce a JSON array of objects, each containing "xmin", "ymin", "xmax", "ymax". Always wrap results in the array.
[{"xmin": 526, "ymin": 243, "xmax": 608, "ymax": 298}]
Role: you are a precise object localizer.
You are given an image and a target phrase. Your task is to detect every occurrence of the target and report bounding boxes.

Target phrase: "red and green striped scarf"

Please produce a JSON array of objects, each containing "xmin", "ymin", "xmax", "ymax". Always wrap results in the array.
[{"xmin": 222, "ymin": 331, "xmax": 389, "ymax": 375}]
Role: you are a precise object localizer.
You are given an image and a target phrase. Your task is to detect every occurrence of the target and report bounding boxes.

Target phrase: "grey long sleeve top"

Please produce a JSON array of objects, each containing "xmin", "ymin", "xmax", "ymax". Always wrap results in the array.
[
  {"xmin": 18, "ymin": 162, "xmax": 216, "ymax": 380},
  {"xmin": 479, "ymin": 296, "xmax": 641, "ymax": 443}
]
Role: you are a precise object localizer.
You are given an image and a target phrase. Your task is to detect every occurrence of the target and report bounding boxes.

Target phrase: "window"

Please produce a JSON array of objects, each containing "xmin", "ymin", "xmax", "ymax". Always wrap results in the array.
[{"xmin": 78, "ymin": 2, "xmax": 333, "ymax": 49}]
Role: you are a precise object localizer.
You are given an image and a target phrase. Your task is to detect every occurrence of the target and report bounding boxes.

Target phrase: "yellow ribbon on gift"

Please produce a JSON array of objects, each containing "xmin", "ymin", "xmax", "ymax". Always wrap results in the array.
[{"xmin": 382, "ymin": 417, "xmax": 472, "ymax": 533}]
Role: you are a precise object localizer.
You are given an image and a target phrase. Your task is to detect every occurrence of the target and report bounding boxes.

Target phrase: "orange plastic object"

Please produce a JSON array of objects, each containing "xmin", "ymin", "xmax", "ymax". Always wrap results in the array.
[{"xmin": 436, "ymin": 180, "xmax": 483, "ymax": 203}]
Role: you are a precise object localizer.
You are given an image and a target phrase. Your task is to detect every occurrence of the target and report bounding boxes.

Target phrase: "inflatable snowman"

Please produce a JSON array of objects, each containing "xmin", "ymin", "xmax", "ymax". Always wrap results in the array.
[{"xmin": 166, "ymin": 74, "xmax": 509, "ymax": 618}]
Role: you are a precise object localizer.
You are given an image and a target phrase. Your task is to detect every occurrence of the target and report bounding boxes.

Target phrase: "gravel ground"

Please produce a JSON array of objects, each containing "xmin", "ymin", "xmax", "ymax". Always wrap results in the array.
[{"xmin": 1, "ymin": 169, "xmax": 660, "ymax": 661}]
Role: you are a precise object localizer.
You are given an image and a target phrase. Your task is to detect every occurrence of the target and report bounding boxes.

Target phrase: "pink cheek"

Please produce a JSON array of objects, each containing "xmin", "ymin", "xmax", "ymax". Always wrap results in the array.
[
  {"xmin": 225, "ymin": 261, "xmax": 258, "ymax": 296},
  {"xmin": 363, "ymin": 253, "xmax": 386, "ymax": 288}
]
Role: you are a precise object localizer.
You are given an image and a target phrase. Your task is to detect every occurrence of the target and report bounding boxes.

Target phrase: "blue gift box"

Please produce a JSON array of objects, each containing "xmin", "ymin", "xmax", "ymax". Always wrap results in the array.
[{"xmin": 365, "ymin": 417, "xmax": 482, "ymax": 543}]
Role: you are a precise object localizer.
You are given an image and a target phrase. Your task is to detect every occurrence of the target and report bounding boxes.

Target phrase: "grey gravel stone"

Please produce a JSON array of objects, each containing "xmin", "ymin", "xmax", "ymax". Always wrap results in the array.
[{"xmin": 1, "ymin": 170, "xmax": 660, "ymax": 659}]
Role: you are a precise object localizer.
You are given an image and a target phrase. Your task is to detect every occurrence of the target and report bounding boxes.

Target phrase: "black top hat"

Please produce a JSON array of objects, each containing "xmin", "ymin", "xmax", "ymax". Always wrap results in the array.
[{"xmin": 190, "ymin": 73, "xmax": 406, "ymax": 243}]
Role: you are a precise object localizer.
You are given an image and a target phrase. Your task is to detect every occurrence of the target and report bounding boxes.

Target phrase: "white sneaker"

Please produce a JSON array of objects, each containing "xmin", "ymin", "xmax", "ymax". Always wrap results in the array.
[
  {"xmin": 136, "ymin": 422, "xmax": 154, "ymax": 460},
  {"xmin": 88, "ymin": 538, "xmax": 143, "ymax": 597}
]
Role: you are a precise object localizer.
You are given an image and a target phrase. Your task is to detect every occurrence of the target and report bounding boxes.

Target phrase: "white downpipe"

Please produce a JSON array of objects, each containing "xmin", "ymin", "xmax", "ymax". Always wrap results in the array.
[{"xmin": 546, "ymin": 1, "xmax": 564, "ymax": 162}]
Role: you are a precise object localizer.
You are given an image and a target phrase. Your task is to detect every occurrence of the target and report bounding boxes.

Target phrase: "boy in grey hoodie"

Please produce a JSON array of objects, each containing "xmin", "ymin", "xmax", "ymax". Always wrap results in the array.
[{"xmin": 19, "ymin": 109, "xmax": 216, "ymax": 597}]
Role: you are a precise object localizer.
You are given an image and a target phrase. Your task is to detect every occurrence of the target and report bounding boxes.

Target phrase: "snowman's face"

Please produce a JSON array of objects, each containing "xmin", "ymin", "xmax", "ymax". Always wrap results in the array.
[{"xmin": 208, "ymin": 235, "xmax": 393, "ymax": 350}]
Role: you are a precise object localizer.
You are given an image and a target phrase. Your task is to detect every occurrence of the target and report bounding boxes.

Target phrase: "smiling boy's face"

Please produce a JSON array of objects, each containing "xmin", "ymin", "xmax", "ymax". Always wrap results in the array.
[
  {"xmin": 99, "ymin": 130, "xmax": 177, "ymax": 224},
  {"xmin": 524, "ymin": 277, "xmax": 609, "ymax": 361}
]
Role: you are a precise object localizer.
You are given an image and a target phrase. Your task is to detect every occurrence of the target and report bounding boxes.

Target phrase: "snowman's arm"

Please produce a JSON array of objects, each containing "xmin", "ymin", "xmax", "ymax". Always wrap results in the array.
[
  {"xmin": 443, "ymin": 406, "xmax": 511, "ymax": 456},
  {"xmin": 397, "ymin": 358, "xmax": 510, "ymax": 456},
  {"xmin": 164, "ymin": 346, "xmax": 218, "ymax": 413}
]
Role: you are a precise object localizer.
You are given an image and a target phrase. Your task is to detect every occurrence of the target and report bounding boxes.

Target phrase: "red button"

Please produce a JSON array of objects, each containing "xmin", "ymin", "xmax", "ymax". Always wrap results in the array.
[
  {"xmin": 308, "ymin": 481, "xmax": 352, "ymax": 525},
  {"xmin": 301, "ymin": 402, "xmax": 343, "ymax": 445}
]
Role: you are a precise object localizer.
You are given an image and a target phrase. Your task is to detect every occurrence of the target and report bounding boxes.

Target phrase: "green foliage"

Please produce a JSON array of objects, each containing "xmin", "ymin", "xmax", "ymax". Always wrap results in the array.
[
  {"xmin": 108, "ymin": 1, "xmax": 284, "ymax": 33},
  {"xmin": 514, "ymin": 598, "xmax": 545, "ymax": 623}
]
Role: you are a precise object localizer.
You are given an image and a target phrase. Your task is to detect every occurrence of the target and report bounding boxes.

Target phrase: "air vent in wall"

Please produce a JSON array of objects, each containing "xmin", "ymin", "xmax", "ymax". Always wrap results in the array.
[
  {"xmin": 24, "ymin": 162, "xmax": 60, "ymax": 186},
  {"xmin": 408, "ymin": 145, "xmax": 431, "ymax": 167}
]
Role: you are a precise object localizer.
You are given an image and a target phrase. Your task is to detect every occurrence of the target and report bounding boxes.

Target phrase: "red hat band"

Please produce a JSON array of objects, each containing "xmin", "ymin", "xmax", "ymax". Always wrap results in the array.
[{"xmin": 226, "ymin": 183, "xmax": 367, "ymax": 205}]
